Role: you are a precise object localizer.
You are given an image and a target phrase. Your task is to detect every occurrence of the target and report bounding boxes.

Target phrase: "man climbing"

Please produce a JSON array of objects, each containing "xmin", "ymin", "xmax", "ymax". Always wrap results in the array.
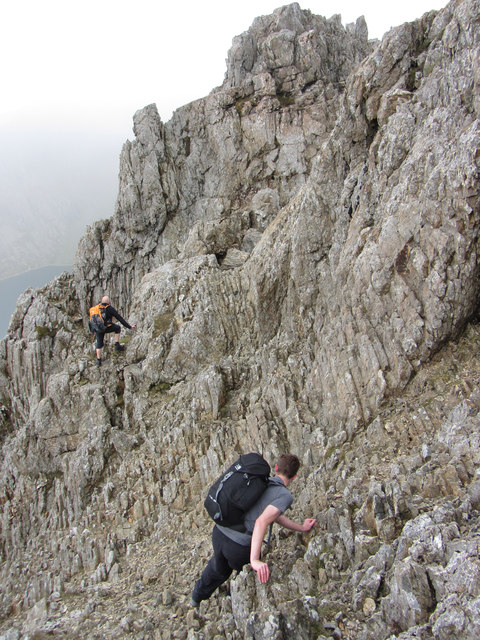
[
  {"xmin": 191, "ymin": 453, "xmax": 316, "ymax": 606},
  {"xmin": 89, "ymin": 296, "xmax": 136, "ymax": 366}
]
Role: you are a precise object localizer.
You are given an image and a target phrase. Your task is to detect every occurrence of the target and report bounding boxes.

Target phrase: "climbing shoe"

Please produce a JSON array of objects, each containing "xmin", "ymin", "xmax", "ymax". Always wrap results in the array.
[
  {"xmin": 96, "ymin": 358, "xmax": 102, "ymax": 366},
  {"xmin": 115, "ymin": 343, "xmax": 125, "ymax": 352}
]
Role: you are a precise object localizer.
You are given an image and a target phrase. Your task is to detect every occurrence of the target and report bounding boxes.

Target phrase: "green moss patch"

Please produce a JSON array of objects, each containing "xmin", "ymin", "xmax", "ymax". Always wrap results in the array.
[
  {"xmin": 35, "ymin": 326, "xmax": 56, "ymax": 339},
  {"xmin": 153, "ymin": 312, "xmax": 174, "ymax": 338}
]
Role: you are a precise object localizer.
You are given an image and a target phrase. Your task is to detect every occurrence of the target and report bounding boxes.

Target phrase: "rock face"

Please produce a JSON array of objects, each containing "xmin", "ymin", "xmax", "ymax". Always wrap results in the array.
[
  {"xmin": 1, "ymin": 2, "xmax": 480, "ymax": 639},
  {"xmin": 73, "ymin": 4, "xmax": 372, "ymax": 316}
]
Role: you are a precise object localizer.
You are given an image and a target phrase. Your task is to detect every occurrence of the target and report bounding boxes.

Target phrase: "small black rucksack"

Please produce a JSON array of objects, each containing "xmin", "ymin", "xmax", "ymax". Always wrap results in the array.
[{"xmin": 204, "ymin": 452, "xmax": 271, "ymax": 529}]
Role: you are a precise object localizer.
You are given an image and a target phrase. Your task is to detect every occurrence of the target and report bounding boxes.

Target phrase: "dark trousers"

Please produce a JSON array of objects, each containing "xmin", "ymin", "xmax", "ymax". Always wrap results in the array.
[
  {"xmin": 95, "ymin": 323, "xmax": 121, "ymax": 349},
  {"xmin": 192, "ymin": 526, "xmax": 251, "ymax": 602}
]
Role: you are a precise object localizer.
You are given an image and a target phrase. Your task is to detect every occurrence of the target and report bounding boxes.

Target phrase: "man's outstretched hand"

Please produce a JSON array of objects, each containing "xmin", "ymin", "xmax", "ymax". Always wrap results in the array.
[
  {"xmin": 251, "ymin": 559, "xmax": 270, "ymax": 583},
  {"xmin": 301, "ymin": 518, "xmax": 317, "ymax": 532}
]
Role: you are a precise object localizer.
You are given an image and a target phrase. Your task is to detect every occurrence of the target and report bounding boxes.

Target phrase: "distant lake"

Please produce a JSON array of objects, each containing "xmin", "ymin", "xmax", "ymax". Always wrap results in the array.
[{"xmin": 0, "ymin": 266, "xmax": 71, "ymax": 338}]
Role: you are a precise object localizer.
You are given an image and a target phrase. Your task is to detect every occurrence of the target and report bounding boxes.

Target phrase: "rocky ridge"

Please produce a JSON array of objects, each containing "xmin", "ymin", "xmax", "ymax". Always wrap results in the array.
[
  {"xmin": 0, "ymin": 1, "xmax": 480, "ymax": 639},
  {"xmin": 73, "ymin": 4, "xmax": 372, "ymax": 316}
]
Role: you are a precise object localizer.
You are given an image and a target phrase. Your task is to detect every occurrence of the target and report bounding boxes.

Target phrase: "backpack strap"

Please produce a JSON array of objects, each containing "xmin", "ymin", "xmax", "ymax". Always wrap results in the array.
[{"xmin": 208, "ymin": 470, "xmax": 235, "ymax": 522}]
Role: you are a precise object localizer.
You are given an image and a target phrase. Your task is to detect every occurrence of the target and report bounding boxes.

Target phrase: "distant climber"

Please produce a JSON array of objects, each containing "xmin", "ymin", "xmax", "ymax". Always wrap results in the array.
[
  {"xmin": 89, "ymin": 296, "xmax": 136, "ymax": 366},
  {"xmin": 191, "ymin": 453, "xmax": 316, "ymax": 606}
]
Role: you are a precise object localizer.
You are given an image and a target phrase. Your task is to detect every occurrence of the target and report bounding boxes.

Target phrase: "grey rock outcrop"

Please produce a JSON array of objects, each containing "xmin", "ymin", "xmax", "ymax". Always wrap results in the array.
[
  {"xmin": 1, "ymin": 1, "xmax": 480, "ymax": 639},
  {"xmin": 73, "ymin": 3, "xmax": 372, "ymax": 316}
]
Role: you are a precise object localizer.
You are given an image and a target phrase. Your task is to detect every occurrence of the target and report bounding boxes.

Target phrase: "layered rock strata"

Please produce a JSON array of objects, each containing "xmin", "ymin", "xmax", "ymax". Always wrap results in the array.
[
  {"xmin": 0, "ymin": 1, "xmax": 479, "ymax": 638},
  {"xmin": 73, "ymin": 4, "xmax": 372, "ymax": 316}
]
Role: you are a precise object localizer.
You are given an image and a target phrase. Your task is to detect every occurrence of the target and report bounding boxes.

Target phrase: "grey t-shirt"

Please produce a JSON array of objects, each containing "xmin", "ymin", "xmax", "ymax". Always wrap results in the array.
[{"xmin": 217, "ymin": 476, "xmax": 293, "ymax": 546}]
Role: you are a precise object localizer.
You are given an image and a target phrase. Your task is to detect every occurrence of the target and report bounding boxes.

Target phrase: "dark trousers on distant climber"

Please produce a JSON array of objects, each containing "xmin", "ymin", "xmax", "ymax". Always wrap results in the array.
[
  {"xmin": 95, "ymin": 324, "xmax": 124, "ymax": 364},
  {"xmin": 95, "ymin": 323, "xmax": 121, "ymax": 350},
  {"xmin": 192, "ymin": 526, "xmax": 250, "ymax": 603}
]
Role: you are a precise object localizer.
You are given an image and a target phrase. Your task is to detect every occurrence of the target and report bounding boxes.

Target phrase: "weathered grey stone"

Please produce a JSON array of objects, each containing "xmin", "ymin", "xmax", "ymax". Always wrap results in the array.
[
  {"xmin": 1, "ymin": 1, "xmax": 480, "ymax": 639},
  {"xmin": 469, "ymin": 479, "xmax": 480, "ymax": 510},
  {"xmin": 383, "ymin": 558, "xmax": 435, "ymax": 630}
]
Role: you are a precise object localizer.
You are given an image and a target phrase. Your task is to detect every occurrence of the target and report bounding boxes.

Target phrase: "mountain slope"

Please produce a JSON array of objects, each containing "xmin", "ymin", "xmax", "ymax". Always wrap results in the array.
[{"xmin": 0, "ymin": 2, "xmax": 479, "ymax": 638}]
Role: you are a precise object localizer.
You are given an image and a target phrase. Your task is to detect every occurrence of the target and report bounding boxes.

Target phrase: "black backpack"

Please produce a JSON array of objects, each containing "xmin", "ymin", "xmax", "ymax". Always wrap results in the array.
[{"xmin": 204, "ymin": 453, "xmax": 271, "ymax": 529}]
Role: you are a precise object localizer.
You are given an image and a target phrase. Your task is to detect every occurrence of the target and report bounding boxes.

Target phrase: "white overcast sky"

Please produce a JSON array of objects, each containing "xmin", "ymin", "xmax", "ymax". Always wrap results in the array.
[{"xmin": 2, "ymin": 0, "xmax": 449, "ymax": 139}]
